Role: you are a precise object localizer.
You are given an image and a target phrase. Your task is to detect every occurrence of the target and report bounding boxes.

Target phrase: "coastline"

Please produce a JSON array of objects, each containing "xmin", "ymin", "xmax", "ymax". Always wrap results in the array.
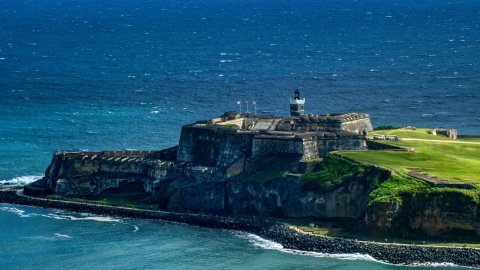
[{"xmin": 1, "ymin": 189, "xmax": 479, "ymax": 268}]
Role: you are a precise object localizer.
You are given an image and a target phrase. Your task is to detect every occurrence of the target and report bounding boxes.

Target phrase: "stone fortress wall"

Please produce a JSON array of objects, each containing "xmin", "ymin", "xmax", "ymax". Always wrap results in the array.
[
  {"xmin": 31, "ymin": 147, "xmax": 182, "ymax": 196},
  {"xmin": 276, "ymin": 113, "xmax": 373, "ymax": 134},
  {"xmin": 431, "ymin": 128, "xmax": 458, "ymax": 139}
]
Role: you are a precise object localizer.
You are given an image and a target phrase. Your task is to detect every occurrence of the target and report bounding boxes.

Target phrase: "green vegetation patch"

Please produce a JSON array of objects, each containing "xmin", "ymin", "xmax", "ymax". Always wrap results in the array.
[
  {"xmin": 367, "ymin": 174, "xmax": 429, "ymax": 205},
  {"xmin": 301, "ymin": 155, "xmax": 389, "ymax": 192},
  {"xmin": 411, "ymin": 188, "xmax": 480, "ymax": 211},
  {"xmin": 302, "ymin": 155, "xmax": 361, "ymax": 192},
  {"xmin": 244, "ymin": 171, "xmax": 290, "ymax": 188},
  {"xmin": 373, "ymin": 125, "xmax": 401, "ymax": 130}
]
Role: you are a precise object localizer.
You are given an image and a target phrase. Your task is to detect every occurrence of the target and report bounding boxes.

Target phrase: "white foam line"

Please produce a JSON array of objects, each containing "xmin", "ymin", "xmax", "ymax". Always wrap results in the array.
[
  {"xmin": 0, "ymin": 205, "xmax": 37, "ymax": 218},
  {"xmin": 45, "ymin": 213, "xmax": 122, "ymax": 222},
  {"xmin": 233, "ymin": 232, "xmax": 468, "ymax": 268}
]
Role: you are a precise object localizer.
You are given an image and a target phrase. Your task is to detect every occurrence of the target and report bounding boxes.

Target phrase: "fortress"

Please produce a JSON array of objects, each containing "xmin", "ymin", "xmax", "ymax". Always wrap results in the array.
[
  {"xmin": 25, "ymin": 91, "xmax": 374, "ymax": 217},
  {"xmin": 177, "ymin": 90, "xmax": 372, "ymax": 176}
]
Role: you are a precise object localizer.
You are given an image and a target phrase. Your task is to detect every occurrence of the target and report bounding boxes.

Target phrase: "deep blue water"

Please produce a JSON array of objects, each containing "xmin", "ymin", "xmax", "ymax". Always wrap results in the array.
[{"xmin": 0, "ymin": 0, "xmax": 479, "ymax": 268}]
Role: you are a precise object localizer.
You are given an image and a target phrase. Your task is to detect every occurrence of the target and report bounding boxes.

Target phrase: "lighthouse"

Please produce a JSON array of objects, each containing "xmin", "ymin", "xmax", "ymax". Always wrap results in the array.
[{"xmin": 290, "ymin": 90, "xmax": 305, "ymax": 116}]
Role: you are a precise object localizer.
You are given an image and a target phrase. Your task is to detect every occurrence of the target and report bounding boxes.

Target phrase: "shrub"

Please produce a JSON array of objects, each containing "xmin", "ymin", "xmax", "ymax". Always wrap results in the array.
[
  {"xmin": 373, "ymin": 125, "xmax": 400, "ymax": 130},
  {"xmin": 301, "ymin": 155, "xmax": 363, "ymax": 192}
]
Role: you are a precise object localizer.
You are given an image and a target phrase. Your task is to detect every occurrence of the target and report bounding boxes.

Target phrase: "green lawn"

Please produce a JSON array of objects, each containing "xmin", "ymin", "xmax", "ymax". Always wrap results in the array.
[{"xmin": 341, "ymin": 128, "xmax": 480, "ymax": 183}]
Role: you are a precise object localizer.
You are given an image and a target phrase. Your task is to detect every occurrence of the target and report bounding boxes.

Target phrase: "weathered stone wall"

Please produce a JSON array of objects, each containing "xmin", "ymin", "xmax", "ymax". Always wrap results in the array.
[
  {"xmin": 176, "ymin": 125, "xmax": 255, "ymax": 172},
  {"xmin": 339, "ymin": 118, "xmax": 373, "ymax": 134},
  {"xmin": 318, "ymin": 134, "xmax": 365, "ymax": 156},
  {"xmin": 252, "ymin": 134, "xmax": 365, "ymax": 161},
  {"xmin": 30, "ymin": 151, "xmax": 184, "ymax": 196},
  {"xmin": 252, "ymin": 136, "xmax": 304, "ymax": 157},
  {"xmin": 146, "ymin": 147, "xmax": 178, "ymax": 161},
  {"xmin": 433, "ymin": 128, "xmax": 458, "ymax": 139},
  {"xmin": 366, "ymin": 140, "xmax": 405, "ymax": 150},
  {"xmin": 276, "ymin": 114, "xmax": 373, "ymax": 134}
]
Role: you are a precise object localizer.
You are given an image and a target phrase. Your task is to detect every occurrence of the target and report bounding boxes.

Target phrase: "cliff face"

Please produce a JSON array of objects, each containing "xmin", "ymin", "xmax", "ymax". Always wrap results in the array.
[
  {"xmin": 164, "ymin": 155, "xmax": 389, "ymax": 218},
  {"xmin": 360, "ymin": 183, "xmax": 480, "ymax": 241},
  {"xmin": 165, "ymin": 172, "xmax": 373, "ymax": 218}
]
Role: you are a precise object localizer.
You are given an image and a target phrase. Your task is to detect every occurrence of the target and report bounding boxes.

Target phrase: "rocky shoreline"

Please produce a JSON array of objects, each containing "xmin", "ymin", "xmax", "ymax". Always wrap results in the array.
[{"xmin": 1, "ymin": 189, "xmax": 479, "ymax": 268}]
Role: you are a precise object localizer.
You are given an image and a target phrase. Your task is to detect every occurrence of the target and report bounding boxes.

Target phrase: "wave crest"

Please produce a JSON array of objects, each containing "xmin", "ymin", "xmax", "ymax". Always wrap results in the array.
[{"xmin": 0, "ymin": 175, "xmax": 42, "ymax": 186}]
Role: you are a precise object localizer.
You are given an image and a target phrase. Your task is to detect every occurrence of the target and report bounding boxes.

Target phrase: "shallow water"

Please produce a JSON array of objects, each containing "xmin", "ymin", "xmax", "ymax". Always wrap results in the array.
[{"xmin": 0, "ymin": 204, "xmax": 466, "ymax": 269}]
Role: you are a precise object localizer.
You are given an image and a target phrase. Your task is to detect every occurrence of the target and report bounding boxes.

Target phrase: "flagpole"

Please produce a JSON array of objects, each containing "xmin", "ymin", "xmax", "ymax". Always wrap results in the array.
[{"xmin": 237, "ymin": 101, "xmax": 241, "ymax": 114}]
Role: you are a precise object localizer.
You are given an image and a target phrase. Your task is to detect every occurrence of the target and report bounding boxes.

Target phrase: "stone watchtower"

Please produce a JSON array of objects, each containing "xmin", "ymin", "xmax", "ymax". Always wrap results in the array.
[{"xmin": 290, "ymin": 90, "xmax": 305, "ymax": 116}]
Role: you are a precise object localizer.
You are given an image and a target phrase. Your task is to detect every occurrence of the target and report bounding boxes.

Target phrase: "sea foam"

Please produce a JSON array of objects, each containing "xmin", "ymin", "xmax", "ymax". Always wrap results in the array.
[
  {"xmin": 0, "ymin": 175, "xmax": 42, "ymax": 186},
  {"xmin": 233, "ymin": 232, "xmax": 466, "ymax": 268},
  {"xmin": 233, "ymin": 232, "xmax": 379, "ymax": 262}
]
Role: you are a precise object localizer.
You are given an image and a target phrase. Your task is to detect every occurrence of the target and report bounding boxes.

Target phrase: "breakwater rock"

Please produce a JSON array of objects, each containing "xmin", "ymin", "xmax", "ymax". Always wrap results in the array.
[{"xmin": 1, "ymin": 190, "xmax": 479, "ymax": 268}]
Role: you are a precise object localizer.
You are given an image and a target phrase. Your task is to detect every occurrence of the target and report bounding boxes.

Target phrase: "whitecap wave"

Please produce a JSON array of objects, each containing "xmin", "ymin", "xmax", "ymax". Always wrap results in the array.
[
  {"xmin": 0, "ymin": 206, "xmax": 37, "ymax": 218},
  {"xmin": 0, "ymin": 175, "xmax": 42, "ymax": 186},
  {"xmin": 54, "ymin": 233, "xmax": 72, "ymax": 239},
  {"xmin": 25, "ymin": 233, "xmax": 72, "ymax": 241},
  {"xmin": 45, "ymin": 213, "xmax": 122, "ymax": 223},
  {"xmin": 234, "ymin": 232, "xmax": 467, "ymax": 267},
  {"xmin": 233, "ymin": 232, "xmax": 378, "ymax": 262},
  {"xmin": 234, "ymin": 232, "xmax": 283, "ymax": 250}
]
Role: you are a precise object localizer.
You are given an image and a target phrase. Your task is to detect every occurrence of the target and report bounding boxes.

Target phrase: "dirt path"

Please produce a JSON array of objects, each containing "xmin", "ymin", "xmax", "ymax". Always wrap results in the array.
[{"xmin": 401, "ymin": 138, "xmax": 480, "ymax": 144}]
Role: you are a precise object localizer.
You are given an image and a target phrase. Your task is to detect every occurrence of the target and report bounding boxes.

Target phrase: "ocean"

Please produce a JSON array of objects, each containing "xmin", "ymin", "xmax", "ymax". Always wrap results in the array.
[{"xmin": 0, "ymin": 0, "xmax": 478, "ymax": 268}]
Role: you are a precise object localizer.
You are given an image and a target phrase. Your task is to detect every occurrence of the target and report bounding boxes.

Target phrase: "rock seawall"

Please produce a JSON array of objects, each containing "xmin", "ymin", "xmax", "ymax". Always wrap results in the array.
[{"xmin": 1, "ymin": 189, "xmax": 480, "ymax": 268}]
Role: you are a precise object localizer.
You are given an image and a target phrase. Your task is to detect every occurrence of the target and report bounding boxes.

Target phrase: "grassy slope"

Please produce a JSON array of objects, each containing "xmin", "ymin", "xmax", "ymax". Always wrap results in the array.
[{"xmin": 341, "ymin": 128, "xmax": 480, "ymax": 183}]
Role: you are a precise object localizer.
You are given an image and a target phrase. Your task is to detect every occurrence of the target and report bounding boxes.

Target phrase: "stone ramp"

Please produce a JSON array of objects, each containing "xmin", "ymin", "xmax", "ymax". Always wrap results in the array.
[{"xmin": 408, "ymin": 171, "xmax": 477, "ymax": 189}]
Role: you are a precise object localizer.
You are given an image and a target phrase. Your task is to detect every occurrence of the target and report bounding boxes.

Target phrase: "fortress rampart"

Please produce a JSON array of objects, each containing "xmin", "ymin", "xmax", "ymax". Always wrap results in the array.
[{"xmin": 27, "ymin": 108, "xmax": 371, "ymax": 197}]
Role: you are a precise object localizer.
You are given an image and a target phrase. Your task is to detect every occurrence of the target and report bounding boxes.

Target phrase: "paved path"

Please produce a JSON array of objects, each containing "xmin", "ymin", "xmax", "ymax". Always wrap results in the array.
[{"xmin": 401, "ymin": 138, "xmax": 480, "ymax": 145}]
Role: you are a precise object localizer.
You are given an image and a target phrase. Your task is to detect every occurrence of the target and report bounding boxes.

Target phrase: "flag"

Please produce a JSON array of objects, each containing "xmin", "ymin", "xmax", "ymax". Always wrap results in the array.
[
  {"xmin": 252, "ymin": 101, "xmax": 256, "ymax": 105},
  {"xmin": 244, "ymin": 101, "xmax": 248, "ymax": 104},
  {"xmin": 237, "ymin": 101, "xmax": 240, "ymax": 105}
]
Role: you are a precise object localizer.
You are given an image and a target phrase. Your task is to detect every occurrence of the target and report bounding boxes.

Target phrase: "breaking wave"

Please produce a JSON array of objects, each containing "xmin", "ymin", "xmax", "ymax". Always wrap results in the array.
[
  {"xmin": 233, "ymin": 232, "xmax": 377, "ymax": 262},
  {"xmin": 233, "ymin": 232, "xmax": 467, "ymax": 268},
  {"xmin": 0, "ymin": 175, "xmax": 42, "ymax": 186}
]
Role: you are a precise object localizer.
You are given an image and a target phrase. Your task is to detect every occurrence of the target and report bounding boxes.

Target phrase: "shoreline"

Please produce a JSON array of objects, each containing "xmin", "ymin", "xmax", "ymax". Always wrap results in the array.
[{"xmin": 1, "ymin": 189, "xmax": 479, "ymax": 268}]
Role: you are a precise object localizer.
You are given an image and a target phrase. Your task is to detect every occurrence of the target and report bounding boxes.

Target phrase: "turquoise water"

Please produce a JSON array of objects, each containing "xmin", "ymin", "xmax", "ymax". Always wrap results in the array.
[
  {"xmin": 0, "ymin": 0, "xmax": 479, "ymax": 268},
  {"xmin": 0, "ymin": 204, "xmax": 464, "ymax": 269}
]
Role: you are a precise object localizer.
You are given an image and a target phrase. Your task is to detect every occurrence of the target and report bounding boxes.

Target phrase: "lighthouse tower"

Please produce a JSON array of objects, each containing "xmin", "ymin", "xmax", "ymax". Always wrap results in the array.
[{"xmin": 290, "ymin": 90, "xmax": 305, "ymax": 116}]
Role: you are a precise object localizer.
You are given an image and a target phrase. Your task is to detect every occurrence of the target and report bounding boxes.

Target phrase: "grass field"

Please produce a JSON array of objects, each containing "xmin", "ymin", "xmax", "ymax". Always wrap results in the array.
[{"xmin": 340, "ymin": 128, "xmax": 480, "ymax": 183}]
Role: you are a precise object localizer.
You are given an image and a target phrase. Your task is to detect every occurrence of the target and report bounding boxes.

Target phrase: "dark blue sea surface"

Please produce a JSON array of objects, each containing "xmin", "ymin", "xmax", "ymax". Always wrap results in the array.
[{"xmin": 0, "ymin": 0, "xmax": 479, "ymax": 268}]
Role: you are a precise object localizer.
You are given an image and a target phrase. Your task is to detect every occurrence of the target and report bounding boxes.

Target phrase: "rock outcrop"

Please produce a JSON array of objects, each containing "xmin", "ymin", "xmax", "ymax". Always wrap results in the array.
[{"xmin": 361, "ymin": 188, "xmax": 480, "ymax": 241}]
